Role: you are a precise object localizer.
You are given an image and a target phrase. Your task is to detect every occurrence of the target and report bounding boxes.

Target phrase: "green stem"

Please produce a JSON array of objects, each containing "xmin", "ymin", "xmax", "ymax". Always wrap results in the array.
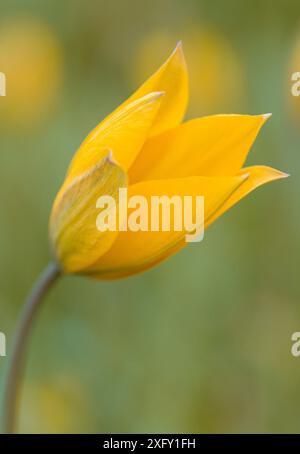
[{"xmin": 2, "ymin": 262, "xmax": 61, "ymax": 434}]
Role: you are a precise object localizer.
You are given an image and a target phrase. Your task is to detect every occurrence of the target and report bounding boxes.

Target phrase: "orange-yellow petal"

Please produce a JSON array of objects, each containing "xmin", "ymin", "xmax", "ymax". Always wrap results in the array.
[
  {"xmin": 123, "ymin": 42, "xmax": 188, "ymax": 137},
  {"xmin": 84, "ymin": 174, "xmax": 247, "ymax": 279},
  {"xmin": 63, "ymin": 92, "xmax": 164, "ymax": 189},
  {"xmin": 49, "ymin": 152, "xmax": 127, "ymax": 274},
  {"xmin": 129, "ymin": 114, "xmax": 270, "ymax": 183},
  {"xmin": 206, "ymin": 165, "xmax": 289, "ymax": 227}
]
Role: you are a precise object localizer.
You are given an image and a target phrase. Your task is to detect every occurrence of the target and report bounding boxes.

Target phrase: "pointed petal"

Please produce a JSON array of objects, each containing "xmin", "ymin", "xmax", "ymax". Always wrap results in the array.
[
  {"xmin": 64, "ymin": 92, "xmax": 164, "ymax": 188},
  {"xmin": 84, "ymin": 174, "xmax": 247, "ymax": 279},
  {"xmin": 124, "ymin": 42, "xmax": 188, "ymax": 136},
  {"xmin": 206, "ymin": 165, "xmax": 289, "ymax": 227},
  {"xmin": 49, "ymin": 152, "xmax": 127, "ymax": 273},
  {"xmin": 129, "ymin": 114, "xmax": 270, "ymax": 183}
]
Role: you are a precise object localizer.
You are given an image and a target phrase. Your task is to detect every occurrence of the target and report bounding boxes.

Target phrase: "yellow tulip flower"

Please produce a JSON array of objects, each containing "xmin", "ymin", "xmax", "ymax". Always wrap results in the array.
[
  {"xmin": 49, "ymin": 43, "xmax": 287, "ymax": 279},
  {"xmin": 2, "ymin": 43, "xmax": 289, "ymax": 435}
]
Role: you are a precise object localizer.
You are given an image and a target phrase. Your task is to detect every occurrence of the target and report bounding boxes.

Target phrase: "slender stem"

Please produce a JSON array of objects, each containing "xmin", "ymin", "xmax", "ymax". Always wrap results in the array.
[{"xmin": 2, "ymin": 262, "xmax": 61, "ymax": 434}]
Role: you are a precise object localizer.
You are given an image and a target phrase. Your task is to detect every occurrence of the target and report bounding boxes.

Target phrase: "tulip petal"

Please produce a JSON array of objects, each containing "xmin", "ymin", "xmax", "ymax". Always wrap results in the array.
[
  {"xmin": 84, "ymin": 174, "xmax": 247, "ymax": 279},
  {"xmin": 123, "ymin": 42, "xmax": 188, "ymax": 136},
  {"xmin": 64, "ymin": 92, "xmax": 164, "ymax": 188},
  {"xmin": 50, "ymin": 151, "xmax": 127, "ymax": 273},
  {"xmin": 206, "ymin": 165, "xmax": 289, "ymax": 227},
  {"xmin": 129, "ymin": 114, "xmax": 270, "ymax": 183}
]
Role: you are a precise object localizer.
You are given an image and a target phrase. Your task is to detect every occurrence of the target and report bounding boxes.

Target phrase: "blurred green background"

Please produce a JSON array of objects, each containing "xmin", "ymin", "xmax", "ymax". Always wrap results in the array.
[{"xmin": 0, "ymin": 0, "xmax": 299, "ymax": 433}]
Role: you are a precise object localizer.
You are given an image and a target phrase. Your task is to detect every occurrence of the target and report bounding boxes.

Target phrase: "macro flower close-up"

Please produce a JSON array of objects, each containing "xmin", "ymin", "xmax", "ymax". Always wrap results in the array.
[
  {"xmin": 1, "ymin": 0, "xmax": 297, "ymax": 440},
  {"xmin": 49, "ymin": 43, "xmax": 287, "ymax": 279}
]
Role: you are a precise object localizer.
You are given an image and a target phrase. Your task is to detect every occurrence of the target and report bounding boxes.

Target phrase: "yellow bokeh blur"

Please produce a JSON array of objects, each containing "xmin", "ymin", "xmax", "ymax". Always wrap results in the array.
[
  {"xmin": 131, "ymin": 26, "xmax": 244, "ymax": 117},
  {"xmin": 0, "ymin": 15, "xmax": 63, "ymax": 129},
  {"xmin": 20, "ymin": 380, "xmax": 87, "ymax": 434}
]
